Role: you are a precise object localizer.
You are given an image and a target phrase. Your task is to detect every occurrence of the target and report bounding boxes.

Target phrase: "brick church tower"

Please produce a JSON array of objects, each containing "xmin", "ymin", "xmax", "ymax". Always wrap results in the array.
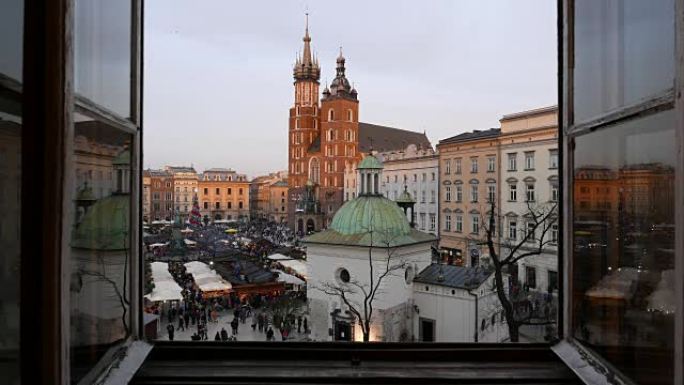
[{"xmin": 287, "ymin": 16, "xmax": 361, "ymax": 234}]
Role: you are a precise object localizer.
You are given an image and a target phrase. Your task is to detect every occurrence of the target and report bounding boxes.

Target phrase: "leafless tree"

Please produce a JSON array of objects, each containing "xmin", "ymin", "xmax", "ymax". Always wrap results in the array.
[
  {"xmin": 317, "ymin": 227, "xmax": 409, "ymax": 342},
  {"xmin": 476, "ymin": 199, "xmax": 558, "ymax": 342}
]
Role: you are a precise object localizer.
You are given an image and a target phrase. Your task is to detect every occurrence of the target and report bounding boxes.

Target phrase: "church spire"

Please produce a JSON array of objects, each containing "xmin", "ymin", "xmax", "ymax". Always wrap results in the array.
[{"xmin": 293, "ymin": 13, "xmax": 320, "ymax": 82}]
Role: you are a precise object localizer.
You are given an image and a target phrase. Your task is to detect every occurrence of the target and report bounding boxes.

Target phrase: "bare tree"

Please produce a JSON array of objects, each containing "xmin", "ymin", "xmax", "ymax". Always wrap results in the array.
[
  {"xmin": 317, "ymin": 227, "xmax": 408, "ymax": 342},
  {"xmin": 477, "ymin": 200, "xmax": 558, "ymax": 342}
]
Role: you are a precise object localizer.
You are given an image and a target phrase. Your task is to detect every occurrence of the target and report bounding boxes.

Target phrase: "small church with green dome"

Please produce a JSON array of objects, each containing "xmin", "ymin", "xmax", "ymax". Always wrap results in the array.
[{"xmin": 304, "ymin": 153, "xmax": 437, "ymax": 342}]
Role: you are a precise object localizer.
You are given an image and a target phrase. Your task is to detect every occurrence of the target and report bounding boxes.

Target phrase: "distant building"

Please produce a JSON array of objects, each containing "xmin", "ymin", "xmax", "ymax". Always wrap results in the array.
[
  {"xmin": 437, "ymin": 128, "xmax": 501, "ymax": 267},
  {"xmin": 499, "ymin": 106, "xmax": 559, "ymax": 293},
  {"xmin": 197, "ymin": 168, "xmax": 250, "ymax": 223},
  {"xmin": 376, "ymin": 144, "xmax": 439, "ymax": 235},
  {"xmin": 147, "ymin": 169, "xmax": 174, "ymax": 221},
  {"xmin": 165, "ymin": 166, "xmax": 198, "ymax": 220},
  {"xmin": 286, "ymin": 17, "xmax": 430, "ymax": 234},
  {"xmin": 142, "ymin": 172, "xmax": 151, "ymax": 222},
  {"xmin": 250, "ymin": 171, "xmax": 287, "ymax": 221}
]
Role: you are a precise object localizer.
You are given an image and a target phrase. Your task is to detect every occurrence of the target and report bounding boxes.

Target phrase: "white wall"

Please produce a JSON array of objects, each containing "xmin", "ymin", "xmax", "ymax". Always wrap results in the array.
[
  {"xmin": 412, "ymin": 275, "xmax": 509, "ymax": 342},
  {"xmin": 306, "ymin": 242, "xmax": 432, "ymax": 341}
]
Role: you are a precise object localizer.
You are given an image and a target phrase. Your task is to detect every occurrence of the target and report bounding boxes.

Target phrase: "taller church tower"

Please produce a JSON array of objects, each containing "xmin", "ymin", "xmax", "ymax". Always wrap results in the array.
[{"xmin": 288, "ymin": 14, "xmax": 320, "ymax": 189}]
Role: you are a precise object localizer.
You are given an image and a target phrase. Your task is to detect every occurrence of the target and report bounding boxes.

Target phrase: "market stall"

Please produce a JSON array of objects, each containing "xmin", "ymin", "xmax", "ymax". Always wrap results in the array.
[
  {"xmin": 276, "ymin": 259, "xmax": 307, "ymax": 280},
  {"xmin": 272, "ymin": 269, "xmax": 306, "ymax": 291},
  {"xmin": 184, "ymin": 261, "xmax": 232, "ymax": 298}
]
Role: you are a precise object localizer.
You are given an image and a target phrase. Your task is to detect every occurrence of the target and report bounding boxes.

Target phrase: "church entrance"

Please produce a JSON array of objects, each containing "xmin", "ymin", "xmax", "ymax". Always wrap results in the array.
[
  {"xmin": 306, "ymin": 218, "xmax": 315, "ymax": 233},
  {"xmin": 334, "ymin": 321, "xmax": 352, "ymax": 341}
]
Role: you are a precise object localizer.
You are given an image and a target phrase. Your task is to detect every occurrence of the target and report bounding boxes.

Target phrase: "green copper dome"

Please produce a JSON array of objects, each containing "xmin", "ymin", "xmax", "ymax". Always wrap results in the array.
[
  {"xmin": 357, "ymin": 154, "xmax": 383, "ymax": 169},
  {"xmin": 330, "ymin": 196, "xmax": 410, "ymax": 237},
  {"xmin": 72, "ymin": 195, "xmax": 129, "ymax": 250}
]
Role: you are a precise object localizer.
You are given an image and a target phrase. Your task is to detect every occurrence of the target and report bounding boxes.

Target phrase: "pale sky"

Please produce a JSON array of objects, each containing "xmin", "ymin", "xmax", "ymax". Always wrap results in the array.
[{"xmin": 144, "ymin": 0, "xmax": 557, "ymax": 178}]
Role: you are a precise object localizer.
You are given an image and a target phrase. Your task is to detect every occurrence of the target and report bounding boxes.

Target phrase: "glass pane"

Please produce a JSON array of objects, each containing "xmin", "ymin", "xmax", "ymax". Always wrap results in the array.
[
  {"xmin": 0, "ymin": 0, "xmax": 22, "ymax": 383},
  {"xmin": 574, "ymin": 0, "xmax": 674, "ymax": 122},
  {"xmin": 572, "ymin": 110, "xmax": 676, "ymax": 385},
  {"xmin": 74, "ymin": 0, "xmax": 132, "ymax": 117},
  {"xmin": 0, "ymin": 0, "xmax": 23, "ymax": 82},
  {"xmin": 69, "ymin": 113, "xmax": 132, "ymax": 383}
]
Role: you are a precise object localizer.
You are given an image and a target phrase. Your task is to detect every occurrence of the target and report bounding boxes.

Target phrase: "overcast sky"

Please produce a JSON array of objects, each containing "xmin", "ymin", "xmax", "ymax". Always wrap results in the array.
[{"xmin": 144, "ymin": 0, "xmax": 557, "ymax": 177}]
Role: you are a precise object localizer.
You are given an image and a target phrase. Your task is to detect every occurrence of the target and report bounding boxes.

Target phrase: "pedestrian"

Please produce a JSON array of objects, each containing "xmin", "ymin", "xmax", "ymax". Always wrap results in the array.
[
  {"xmin": 266, "ymin": 327, "xmax": 274, "ymax": 341},
  {"xmin": 303, "ymin": 317, "xmax": 308, "ymax": 333},
  {"xmin": 281, "ymin": 327, "xmax": 289, "ymax": 341},
  {"xmin": 215, "ymin": 331, "xmax": 221, "ymax": 341},
  {"xmin": 177, "ymin": 316, "xmax": 185, "ymax": 331},
  {"xmin": 211, "ymin": 308, "xmax": 218, "ymax": 323},
  {"xmin": 184, "ymin": 312, "xmax": 190, "ymax": 328},
  {"xmin": 297, "ymin": 316, "xmax": 302, "ymax": 333},
  {"xmin": 166, "ymin": 323, "xmax": 175, "ymax": 341},
  {"xmin": 257, "ymin": 313, "xmax": 264, "ymax": 332},
  {"xmin": 221, "ymin": 327, "xmax": 229, "ymax": 341},
  {"xmin": 231, "ymin": 317, "xmax": 239, "ymax": 336}
]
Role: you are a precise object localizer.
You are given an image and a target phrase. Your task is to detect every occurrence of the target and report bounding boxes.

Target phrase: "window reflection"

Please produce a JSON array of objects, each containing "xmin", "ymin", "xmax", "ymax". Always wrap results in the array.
[
  {"xmin": 69, "ymin": 114, "xmax": 132, "ymax": 383},
  {"xmin": 74, "ymin": 0, "xmax": 132, "ymax": 117},
  {"xmin": 574, "ymin": 0, "xmax": 674, "ymax": 122},
  {"xmin": 572, "ymin": 111, "xmax": 675, "ymax": 385}
]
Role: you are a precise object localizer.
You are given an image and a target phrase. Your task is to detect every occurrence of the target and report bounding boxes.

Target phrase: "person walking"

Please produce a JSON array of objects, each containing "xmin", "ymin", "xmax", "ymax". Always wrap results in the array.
[
  {"xmin": 297, "ymin": 316, "xmax": 302, "ymax": 334},
  {"xmin": 177, "ymin": 316, "xmax": 185, "ymax": 331},
  {"xmin": 257, "ymin": 313, "xmax": 264, "ymax": 332},
  {"xmin": 214, "ymin": 331, "xmax": 221, "ymax": 341},
  {"xmin": 184, "ymin": 311, "xmax": 190, "ymax": 328},
  {"xmin": 266, "ymin": 327, "xmax": 274, "ymax": 341},
  {"xmin": 220, "ymin": 327, "xmax": 229, "ymax": 341},
  {"xmin": 166, "ymin": 323, "xmax": 175, "ymax": 341},
  {"xmin": 231, "ymin": 317, "xmax": 239, "ymax": 336},
  {"xmin": 303, "ymin": 317, "xmax": 308, "ymax": 333}
]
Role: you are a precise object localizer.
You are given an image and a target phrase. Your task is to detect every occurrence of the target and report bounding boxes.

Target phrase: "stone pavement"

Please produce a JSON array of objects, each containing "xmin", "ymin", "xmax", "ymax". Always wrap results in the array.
[{"xmin": 157, "ymin": 308, "xmax": 310, "ymax": 342}]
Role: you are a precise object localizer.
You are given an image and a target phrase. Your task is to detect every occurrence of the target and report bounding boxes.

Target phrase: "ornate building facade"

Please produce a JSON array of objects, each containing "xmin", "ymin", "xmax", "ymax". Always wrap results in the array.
[{"xmin": 287, "ymin": 18, "xmax": 430, "ymax": 234}]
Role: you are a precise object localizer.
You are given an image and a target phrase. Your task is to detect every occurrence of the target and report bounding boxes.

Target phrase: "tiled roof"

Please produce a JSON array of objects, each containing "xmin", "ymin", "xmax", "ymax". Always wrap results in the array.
[
  {"xmin": 413, "ymin": 263, "xmax": 492, "ymax": 290},
  {"xmin": 438, "ymin": 128, "xmax": 501, "ymax": 145},
  {"xmin": 359, "ymin": 122, "xmax": 432, "ymax": 152},
  {"xmin": 166, "ymin": 166, "xmax": 197, "ymax": 173}
]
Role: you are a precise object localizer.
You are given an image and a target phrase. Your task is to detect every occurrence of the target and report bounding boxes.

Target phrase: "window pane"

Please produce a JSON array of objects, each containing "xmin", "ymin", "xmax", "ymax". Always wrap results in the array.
[
  {"xmin": 574, "ymin": 0, "xmax": 674, "ymax": 122},
  {"xmin": 572, "ymin": 111, "xmax": 676, "ymax": 385},
  {"xmin": 70, "ymin": 114, "xmax": 133, "ymax": 383},
  {"xmin": 0, "ymin": 0, "xmax": 22, "ymax": 382},
  {"xmin": 74, "ymin": 0, "xmax": 132, "ymax": 116}
]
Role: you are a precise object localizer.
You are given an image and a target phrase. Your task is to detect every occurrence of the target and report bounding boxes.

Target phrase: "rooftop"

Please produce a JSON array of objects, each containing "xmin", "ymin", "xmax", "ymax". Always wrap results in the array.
[
  {"xmin": 438, "ymin": 128, "xmax": 501, "ymax": 145},
  {"xmin": 413, "ymin": 263, "xmax": 492, "ymax": 290},
  {"xmin": 359, "ymin": 122, "xmax": 432, "ymax": 152}
]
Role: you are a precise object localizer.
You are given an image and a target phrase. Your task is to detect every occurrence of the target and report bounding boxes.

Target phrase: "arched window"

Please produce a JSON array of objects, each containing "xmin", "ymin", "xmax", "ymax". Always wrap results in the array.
[
  {"xmin": 328, "ymin": 109, "xmax": 335, "ymax": 121},
  {"xmin": 345, "ymin": 130, "xmax": 351, "ymax": 141},
  {"xmin": 347, "ymin": 109, "xmax": 353, "ymax": 121},
  {"xmin": 309, "ymin": 158, "xmax": 320, "ymax": 184},
  {"xmin": 328, "ymin": 129, "xmax": 334, "ymax": 141}
]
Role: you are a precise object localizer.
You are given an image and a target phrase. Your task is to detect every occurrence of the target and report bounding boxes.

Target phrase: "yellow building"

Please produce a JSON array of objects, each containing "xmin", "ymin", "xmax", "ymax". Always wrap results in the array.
[
  {"xmin": 268, "ymin": 180, "xmax": 289, "ymax": 223},
  {"xmin": 437, "ymin": 128, "xmax": 501, "ymax": 267},
  {"xmin": 198, "ymin": 168, "xmax": 250, "ymax": 222}
]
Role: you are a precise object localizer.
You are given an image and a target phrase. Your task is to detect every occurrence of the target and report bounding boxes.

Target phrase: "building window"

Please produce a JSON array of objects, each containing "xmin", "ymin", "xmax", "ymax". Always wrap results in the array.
[
  {"xmin": 430, "ymin": 190, "xmax": 435, "ymax": 203},
  {"xmin": 509, "ymin": 184, "xmax": 517, "ymax": 201},
  {"xmin": 215, "ymin": 187, "xmax": 220, "ymax": 194},
  {"xmin": 238, "ymin": 201, "xmax": 243, "ymax": 209},
  {"xmin": 347, "ymin": 109, "xmax": 353, "ymax": 121},
  {"xmin": 228, "ymin": 188, "xmax": 232, "ymax": 195},
  {"xmin": 422, "ymin": 173, "xmax": 426, "ymax": 181},
  {"xmin": 227, "ymin": 202, "xmax": 232, "ymax": 209},
  {"xmin": 429, "ymin": 214, "xmax": 436, "ymax": 231},
  {"xmin": 471, "ymin": 216, "xmax": 479, "ymax": 234},
  {"xmin": 455, "ymin": 216, "xmax": 463, "ymax": 233},
  {"xmin": 548, "ymin": 271, "xmax": 558, "ymax": 292},
  {"xmin": 551, "ymin": 224, "xmax": 558, "ymax": 244},
  {"xmin": 525, "ymin": 266, "xmax": 536, "ymax": 289},
  {"xmin": 420, "ymin": 213, "xmax": 426, "ymax": 229},
  {"xmin": 526, "ymin": 222, "xmax": 535, "ymax": 241},
  {"xmin": 445, "ymin": 187, "xmax": 451, "ymax": 202},
  {"xmin": 445, "ymin": 215, "xmax": 451, "ymax": 231},
  {"xmin": 551, "ymin": 185, "xmax": 559, "ymax": 202},
  {"xmin": 455, "ymin": 185, "xmax": 462, "ymax": 202},
  {"xmin": 487, "ymin": 156, "xmax": 495, "ymax": 172},
  {"xmin": 328, "ymin": 109, "xmax": 334, "ymax": 121},
  {"xmin": 508, "ymin": 152, "xmax": 518, "ymax": 171},
  {"xmin": 524, "ymin": 151, "xmax": 535, "ymax": 170},
  {"xmin": 445, "ymin": 159, "xmax": 451, "ymax": 174},
  {"xmin": 549, "ymin": 149, "xmax": 558, "ymax": 169},
  {"xmin": 471, "ymin": 185, "xmax": 478, "ymax": 202},
  {"xmin": 526, "ymin": 183, "xmax": 535, "ymax": 202},
  {"xmin": 470, "ymin": 157, "xmax": 478, "ymax": 173},
  {"xmin": 508, "ymin": 221, "xmax": 517, "ymax": 240},
  {"xmin": 487, "ymin": 185, "xmax": 495, "ymax": 203},
  {"xmin": 394, "ymin": 175, "xmax": 398, "ymax": 183},
  {"xmin": 203, "ymin": 202, "xmax": 208, "ymax": 209},
  {"xmin": 215, "ymin": 202, "xmax": 220, "ymax": 209},
  {"xmin": 455, "ymin": 158, "xmax": 462, "ymax": 174},
  {"xmin": 239, "ymin": 188, "xmax": 243, "ymax": 195},
  {"xmin": 165, "ymin": 192, "xmax": 172, "ymax": 201},
  {"xmin": 421, "ymin": 190, "xmax": 426, "ymax": 203},
  {"xmin": 431, "ymin": 172, "xmax": 435, "ymax": 181},
  {"xmin": 203, "ymin": 187, "xmax": 208, "ymax": 195}
]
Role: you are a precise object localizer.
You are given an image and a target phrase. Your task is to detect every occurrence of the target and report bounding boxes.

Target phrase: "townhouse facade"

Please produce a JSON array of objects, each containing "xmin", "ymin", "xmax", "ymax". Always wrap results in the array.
[
  {"xmin": 499, "ymin": 106, "xmax": 559, "ymax": 293},
  {"xmin": 197, "ymin": 168, "xmax": 250, "ymax": 222},
  {"xmin": 437, "ymin": 129, "xmax": 501, "ymax": 267},
  {"xmin": 148, "ymin": 169, "xmax": 174, "ymax": 221},
  {"xmin": 166, "ymin": 166, "xmax": 198, "ymax": 220}
]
